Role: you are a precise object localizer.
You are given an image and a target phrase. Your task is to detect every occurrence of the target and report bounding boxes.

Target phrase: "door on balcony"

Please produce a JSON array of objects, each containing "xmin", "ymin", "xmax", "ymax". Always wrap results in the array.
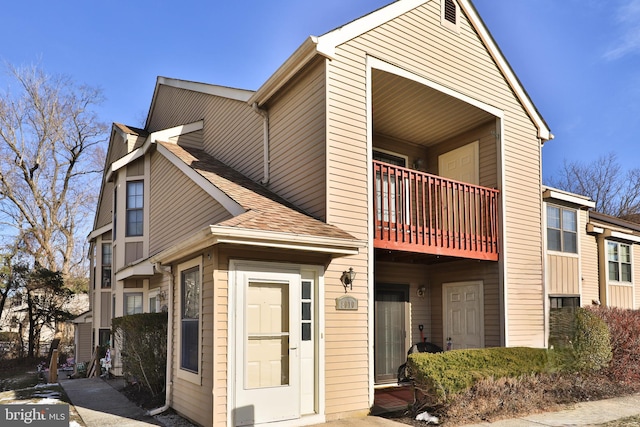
[
  {"xmin": 443, "ymin": 281, "xmax": 484, "ymax": 350},
  {"xmin": 374, "ymin": 149, "xmax": 408, "ymax": 224},
  {"xmin": 438, "ymin": 141, "xmax": 479, "ymax": 185},
  {"xmin": 375, "ymin": 284, "xmax": 409, "ymax": 383}
]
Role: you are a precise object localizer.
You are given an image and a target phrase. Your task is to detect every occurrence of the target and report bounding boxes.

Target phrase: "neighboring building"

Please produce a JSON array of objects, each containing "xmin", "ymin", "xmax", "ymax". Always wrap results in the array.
[{"xmin": 85, "ymin": 0, "xmax": 557, "ymax": 425}]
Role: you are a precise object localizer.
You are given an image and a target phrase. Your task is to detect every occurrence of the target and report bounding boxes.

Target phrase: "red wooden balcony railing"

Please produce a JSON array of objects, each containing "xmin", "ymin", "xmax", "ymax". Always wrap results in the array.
[{"xmin": 373, "ymin": 161, "xmax": 499, "ymax": 261}]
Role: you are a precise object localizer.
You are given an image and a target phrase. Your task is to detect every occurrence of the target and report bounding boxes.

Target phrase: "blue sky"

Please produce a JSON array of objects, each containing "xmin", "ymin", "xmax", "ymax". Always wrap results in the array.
[{"xmin": 2, "ymin": 0, "xmax": 639, "ymax": 183}]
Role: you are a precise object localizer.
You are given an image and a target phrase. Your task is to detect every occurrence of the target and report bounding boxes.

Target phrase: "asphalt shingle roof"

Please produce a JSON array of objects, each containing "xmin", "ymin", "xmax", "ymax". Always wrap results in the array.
[{"xmin": 159, "ymin": 142, "xmax": 356, "ymax": 241}]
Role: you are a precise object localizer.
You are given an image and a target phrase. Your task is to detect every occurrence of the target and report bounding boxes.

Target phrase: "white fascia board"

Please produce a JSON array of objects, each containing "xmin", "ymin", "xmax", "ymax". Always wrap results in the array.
[
  {"xmin": 87, "ymin": 223, "xmax": 113, "ymax": 241},
  {"xmin": 155, "ymin": 143, "xmax": 245, "ymax": 216},
  {"xmin": 151, "ymin": 225, "xmax": 363, "ymax": 264},
  {"xmin": 156, "ymin": 77, "xmax": 254, "ymax": 102},
  {"xmin": 209, "ymin": 226, "xmax": 363, "ymax": 255},
  {"xmin": 115, "ymin": 260, "xmax": 156, "ymax": 281},
  {"xmin": 587, "ymin": 223, "xmax": 604, "ymax": 234},
  {"xmin": 150, "ymin": 120, "xmax": 204, "ymax": 143},
  {"xmin": 369, "ymin": 57, "xmax": 503, "ymax": 118},
  {"xmin": 249, "ymin": 37, "xmax": 321, "ymax": 107},
  {"xmin": 459, "ymin": 0, "xmax": 551, "ymax": 141},
  {"xmin": 107, "ymin": 120, "xmax": 203, "ymax": 181},
  {"xmin": 604, "ymin": 229, "xmax": 640, "ymax": 244},
  {"xmin": 543, "ymin": 188, "xmax": 595, "ymax": 208},
  {"xmin": 315, "ymin": 0, "xmax": 428, "ymax": 58}
]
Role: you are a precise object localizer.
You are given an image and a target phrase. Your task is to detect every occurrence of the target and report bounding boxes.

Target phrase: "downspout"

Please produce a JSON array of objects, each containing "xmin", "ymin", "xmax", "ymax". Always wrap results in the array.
[
  {"xmin": 252, "ymin": 102, "xmax": 270, "ymax": 185},
  {"xmin": 147, "ymin": 262, "xmax": 174, "ymax": 416}
]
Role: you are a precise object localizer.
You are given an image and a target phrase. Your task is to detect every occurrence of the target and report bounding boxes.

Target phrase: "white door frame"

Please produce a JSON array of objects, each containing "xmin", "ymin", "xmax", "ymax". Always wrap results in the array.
[
  {"xmin": 227, "ymin": 260, "xmax": 326, "ymax": 427},
  {"xmin": 442, "ymin": 281, "xmax": 485, "ymax": 350}
]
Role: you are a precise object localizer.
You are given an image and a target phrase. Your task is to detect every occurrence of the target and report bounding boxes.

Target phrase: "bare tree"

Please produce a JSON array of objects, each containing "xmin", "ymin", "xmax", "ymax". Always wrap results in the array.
[
  {"xmin": 0, "ymin": 64, "xmax": 107, "ymax": 281},
  {"xmin": 547, "ymin": 152, "xmax": 640, "ymax": 217}
]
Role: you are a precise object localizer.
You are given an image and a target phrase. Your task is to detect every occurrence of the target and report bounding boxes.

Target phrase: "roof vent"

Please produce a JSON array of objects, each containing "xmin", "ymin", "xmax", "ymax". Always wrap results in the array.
[{"xmin": 444, "ymin": 0, "xmax": 456, "ymax": 24}]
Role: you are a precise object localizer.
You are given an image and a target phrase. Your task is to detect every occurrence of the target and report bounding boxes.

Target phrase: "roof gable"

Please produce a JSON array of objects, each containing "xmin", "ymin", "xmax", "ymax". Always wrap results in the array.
[{"xmin": 250, "ymin": 0, "xmax": 551, "ymax": 141}]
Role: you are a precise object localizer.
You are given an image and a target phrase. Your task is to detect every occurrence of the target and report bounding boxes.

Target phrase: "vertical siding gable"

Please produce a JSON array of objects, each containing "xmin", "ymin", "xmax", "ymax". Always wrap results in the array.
[{"xmin": 149, "ymin": 152, "xmax": 232, "ymax": 255}]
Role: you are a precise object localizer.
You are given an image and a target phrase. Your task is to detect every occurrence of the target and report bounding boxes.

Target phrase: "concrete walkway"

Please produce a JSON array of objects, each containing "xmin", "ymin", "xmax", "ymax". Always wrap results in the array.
[
  {"xmin": 59, "ymin": 373, "xmax": 640, "ymax": 427},
  {"xmin": 59, "ymin": 375, "xmax": 162, "ymax": 426}
]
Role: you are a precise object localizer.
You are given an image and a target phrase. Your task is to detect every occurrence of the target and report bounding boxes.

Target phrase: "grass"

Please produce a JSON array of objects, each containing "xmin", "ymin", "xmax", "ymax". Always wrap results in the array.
[
  {"xmin": 0, "ymin": 364, "xmax": 85, "ymax": 426},
  {"xmin": 596, "ymin": 416, "xmax": 640, "ymax": 426}
]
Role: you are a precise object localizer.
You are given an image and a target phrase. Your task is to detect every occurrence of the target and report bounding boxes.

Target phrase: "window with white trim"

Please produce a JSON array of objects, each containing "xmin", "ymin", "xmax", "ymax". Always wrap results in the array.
[
  {"xmin": 101, "ymin": 243, "xmax": 112, "ymax": 288},
  {"xmin": 124, "ymin": 292, "xmax": 143, "ymax": 315},
  {"xmin": 608, "ymin": 241, "xmax": 632, "ymax": 283},
  {"xmin": 547, "ymin": 205, "xmax": 577, "ymax": 253},
  {"xmin": 126, "ymin": 180, "xmax": 144, "ymax": 236},
  {"xmin": 181, "ymin": 264, "xmax": 200, "ymax": 374}
]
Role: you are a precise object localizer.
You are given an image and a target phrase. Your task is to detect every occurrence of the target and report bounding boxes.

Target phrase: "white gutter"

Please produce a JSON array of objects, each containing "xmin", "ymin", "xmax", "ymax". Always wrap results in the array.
[
  {"xmin": 252, "ymin": 103, "xmax": 270, "ymax": 185},
  {"xmin": 147, "ymin": 262, "xmax": 174, "ymax": 417}
]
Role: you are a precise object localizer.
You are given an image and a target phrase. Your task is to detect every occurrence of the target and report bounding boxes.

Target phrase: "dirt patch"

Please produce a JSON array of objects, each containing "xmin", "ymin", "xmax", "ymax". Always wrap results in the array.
[{"xmin": 381, "ymin": 372, "xmax": 640, "ymax": 426}]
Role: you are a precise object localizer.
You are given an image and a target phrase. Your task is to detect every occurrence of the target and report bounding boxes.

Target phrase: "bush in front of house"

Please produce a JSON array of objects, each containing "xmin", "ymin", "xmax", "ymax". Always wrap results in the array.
[
  {"xmin": 590, "ymin": 306, "xmax": 640, "ymax": 383},
  {"xmin": 112, "ymin": 312, "xmax": 168, "ymax": 396},
  {"xmin": 407, "ymin": 346, "xmax": 550, "ymax": 403},
  {"xmin": 549, "ymin": 307, "xmax": 612, "ymax": 373}
]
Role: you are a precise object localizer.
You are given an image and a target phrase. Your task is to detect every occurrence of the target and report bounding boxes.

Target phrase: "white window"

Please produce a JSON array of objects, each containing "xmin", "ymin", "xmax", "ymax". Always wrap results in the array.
[
  {"xmin": 547, "ymin": 205, "xmax": 577, "ymax": 253},
  {"xmin": 177, "ymin": 257, "xmax": 202, "ymax": 383},
  {"xmin": 124, "ymin": 293, "xmax": 143, "ymax": 315},
  {"xmin": 608, "ymin": 241, "xmax": 632, "ymax": 283},
  {"xmin": 101, "ymin": 243, "xmax": 112, "ymax": 288},
  {"xmin": 126, "ymin": 181, "xmax": 144, "ymax": 236}
]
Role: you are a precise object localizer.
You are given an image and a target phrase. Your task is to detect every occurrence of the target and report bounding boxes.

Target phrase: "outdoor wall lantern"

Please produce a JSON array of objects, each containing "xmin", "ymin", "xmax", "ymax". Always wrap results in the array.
[{"xmin": 340, "ymin": 267, "xmax": 356, "ymax": 293}]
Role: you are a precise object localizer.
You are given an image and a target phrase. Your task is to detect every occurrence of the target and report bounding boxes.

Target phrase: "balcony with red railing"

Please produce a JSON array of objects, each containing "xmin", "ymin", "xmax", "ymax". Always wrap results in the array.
[{"xmin": 373, "ymin": 160, "xmax": 499, "ymax": 261}]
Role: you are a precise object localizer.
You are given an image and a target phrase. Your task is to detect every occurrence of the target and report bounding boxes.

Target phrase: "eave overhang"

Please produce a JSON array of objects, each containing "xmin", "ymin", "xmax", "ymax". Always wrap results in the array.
[{"xmin": 151, "ymin": 225, "xmax": 364, "ymax": 265}]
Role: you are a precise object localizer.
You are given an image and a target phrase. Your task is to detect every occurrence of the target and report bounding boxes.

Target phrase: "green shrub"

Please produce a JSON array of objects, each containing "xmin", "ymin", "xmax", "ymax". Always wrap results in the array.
[
  {"xmin": 407, "ymin": 347, "xmax": 550, "ymax": 403},
  {"xmin": 571, "ymin": 307, "xmax": 611, "ymax": 372},
  {"xmin": 550, "ymin": 307, "xmax": 612, "ymax": 373},
  {"xmin": 112, "ymin": 312, "xmax": 167, "ymax": 396}
]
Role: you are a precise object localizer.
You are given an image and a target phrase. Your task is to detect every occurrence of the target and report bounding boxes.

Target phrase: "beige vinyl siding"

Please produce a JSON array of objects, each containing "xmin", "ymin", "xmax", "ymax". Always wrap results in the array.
[
  {"xmin": 608, "ymin": 284, "xmax": 634, "ymax": 309},
  {"xmin": 170, "ymin": 251, "xmax": 213, "ymax": 427},
  {"xmin": 94, "ymin": 181, "xmax": 114, "ymax": 229},
  {"xmin": 547, "ymin": 254, "xmax": 580, "ymax": 295},
  {"xmin": 148, "ymin": 86, "xmax": 264, "ymax": 183},
  {"xmin": 580, "ymin": 218, "xmax": 599, "ymax": 306},
  {"xmin": 267, "ymin": 58, "xmax": 327, "ymax": 219},
  {"xmin": 125, "ymin": 242, "xmax": 143, "ymax": 265},
  {"xmin": 148, "ymin": 152, "xmax": 232, "ymax": 255},
  {"xmin": 328, "ymin": 2, "xmax": 543, "ymax": 348},
  {"xmin": 636, "ymin": 247, "xmax": 640, "ymax": 309},
  {"xmin": 76, "ymin": 323, "xmax": 93, "ymax": 363},
  {"xmin": 170, "ymin": 129, "xmax": 203, "ymax": 150},
  {"xmin": 100, "ymin": 292, "xmax": 110, "ymax": 327}
]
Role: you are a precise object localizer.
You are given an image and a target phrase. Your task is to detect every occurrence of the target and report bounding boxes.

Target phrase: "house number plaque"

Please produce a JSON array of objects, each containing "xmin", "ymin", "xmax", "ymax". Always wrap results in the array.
[{"xmin": 335, "ymin": 295, "xmax": 358, "ymax": 311}]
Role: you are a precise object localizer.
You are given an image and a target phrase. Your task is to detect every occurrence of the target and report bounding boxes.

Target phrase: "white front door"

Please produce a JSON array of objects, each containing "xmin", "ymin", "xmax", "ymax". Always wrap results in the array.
[
  {"xmin": 234, "ymin": 269, "xmax": 301, "ymax": 426},
  {"xmin": 438, "ymin": 141, "xmax": 479, "ymax": 184},
  {"xmin": 443, "ymin": 281, "xmax": 484, "ymax": 350}
]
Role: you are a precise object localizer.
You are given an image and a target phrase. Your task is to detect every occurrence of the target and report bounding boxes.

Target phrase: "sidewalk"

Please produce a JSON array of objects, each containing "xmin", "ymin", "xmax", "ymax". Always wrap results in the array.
[
  {"xmin": 59, "ymin": 373, "xmax": 640, "ymax": 427},
  {"xmin": 59, "ymin": 374, "xmax": 163, "ymax": 426}
]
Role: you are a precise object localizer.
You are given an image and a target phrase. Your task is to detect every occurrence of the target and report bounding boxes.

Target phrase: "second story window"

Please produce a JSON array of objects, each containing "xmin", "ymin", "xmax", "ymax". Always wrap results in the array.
[
  {"xmin": 101, "ymin": 243, "xmax": 112, "ymax": 288},
  {"xmin": 608, "ymin": 241, "xmax": 632, "ymax": 283},
  {"xmin": 547, "ymin": 206, "xmax": 577, "ymax": 253},
  {"xmin": 126, "ymin": 181, "xmax": 144, "ymax": 236}
]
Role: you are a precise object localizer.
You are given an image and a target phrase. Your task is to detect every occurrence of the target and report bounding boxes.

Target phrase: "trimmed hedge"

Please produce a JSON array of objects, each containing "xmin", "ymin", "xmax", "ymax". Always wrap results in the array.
[
  {"xmin": 112, "ymin": 312, "xmax": 167, "ymax": 396},
  {"xmin": 407, "ymin": 347, "xmax": 550, "ymax": 402}
]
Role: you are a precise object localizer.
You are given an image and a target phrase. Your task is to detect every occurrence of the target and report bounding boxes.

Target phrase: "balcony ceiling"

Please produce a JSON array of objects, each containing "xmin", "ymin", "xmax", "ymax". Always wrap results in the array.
[{"xmin": 372, "ymin": 69, "xmax": 494, "ymax": 147}]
